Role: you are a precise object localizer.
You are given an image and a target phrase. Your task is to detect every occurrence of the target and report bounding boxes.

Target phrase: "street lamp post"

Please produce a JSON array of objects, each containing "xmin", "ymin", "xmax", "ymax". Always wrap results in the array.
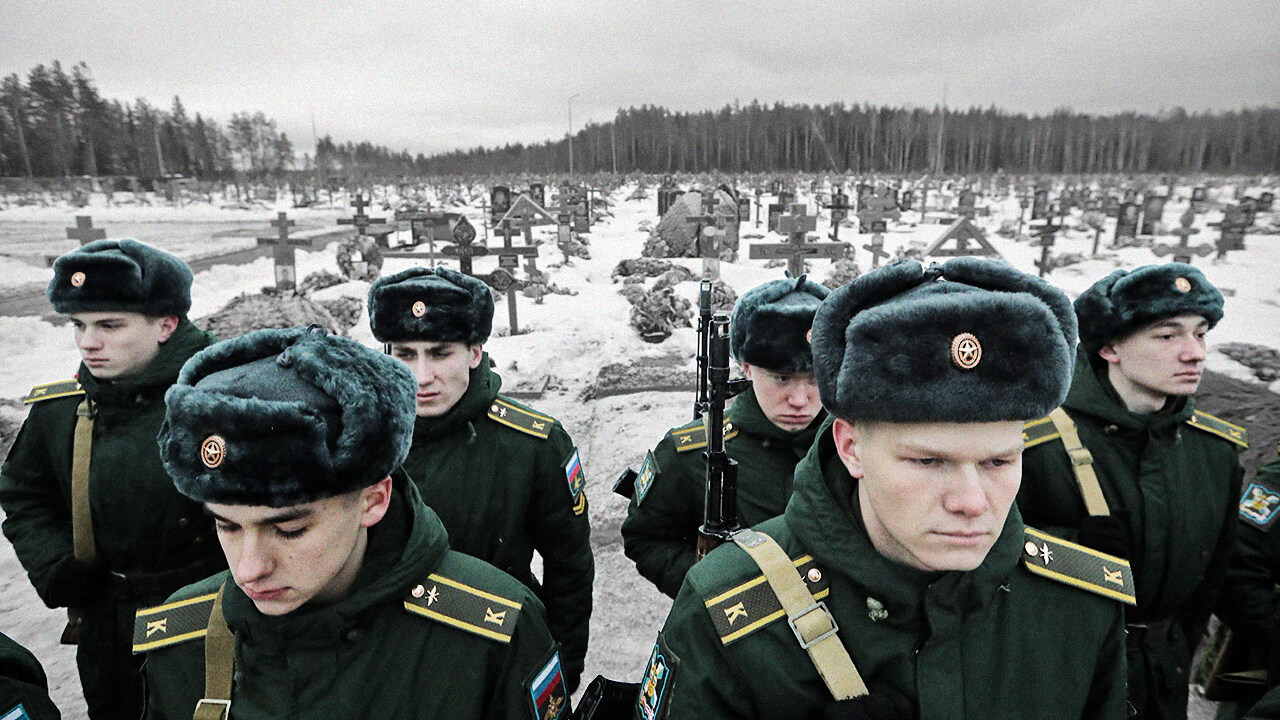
[{"xmin": 568, "ymin": 93, "xmax": 580, "ymax": 176}]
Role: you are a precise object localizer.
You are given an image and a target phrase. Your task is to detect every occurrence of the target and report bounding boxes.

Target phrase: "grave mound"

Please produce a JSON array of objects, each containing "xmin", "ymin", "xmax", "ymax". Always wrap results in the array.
[{"xmin": 197, "ymin": 291, "xmax": 343, "ymax": 340}]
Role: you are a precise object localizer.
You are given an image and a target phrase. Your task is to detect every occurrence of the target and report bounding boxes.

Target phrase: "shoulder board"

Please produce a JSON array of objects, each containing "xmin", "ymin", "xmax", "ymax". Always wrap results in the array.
[
  {"xmin": 703, "ymin": 554, "xmax": 829, "ymax": 645},
  {"xmin": 404, "ymin": 572, "xmax": 523, "ymax": 644},
  {"xmin": 24, "ymin": 379, "xmax": 84, "ymax": 404},
  {"xmin": 1021, "ymin": 527, "xmax": 1136, "ymax": 605},
  {"xmin": 1186, "ymin": 411, "xmax": 1248, "ymax": 448},
  {"xmin": 131, "ymin": 592, "xmax": 217, "ymax": 653},
  {"xmin": 670, "ymin": 419, "xmax": 739, "ymax": 453},
  {"xmin": 1022, "ymin": 415, "xmax": 1060, "ymax": 449},
  {"xmin": 487, "ymin": 397, "xmax": 553, "ymax": 440},
  {"xmin": 1239, "ymin": 477, "xmax": 1280, "ymax": 531}
]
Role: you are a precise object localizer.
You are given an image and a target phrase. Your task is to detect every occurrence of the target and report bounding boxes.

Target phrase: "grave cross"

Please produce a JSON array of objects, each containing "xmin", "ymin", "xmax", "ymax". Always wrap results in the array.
[
  {"xmin": 822, "ymin": 190, "xmax": 853, "ymax": 242},
  {"xmin": 66, "ymin": 215, "xmax": 107, "ymax": 246},
  {"xmin": 338, "ymin": 193, "xmax": 387, "ymax": 244},
  {"xmin": 684, "ymin": 191, "xmax": 732, "ymax": 280},
  {"xmin": 1208, "ymin": 205, "xmax": 1252, "ymax": 260},
  {"xmin": 1031, "ymin": 211, "xmax": 1065, "ymax": 278},
  {"xmin": 256, "ymin": 212, "xmax": 309, "ymax": 290},
  {"xmin": 485, "ymin": 220, "xmax": 542, "ymax": 334},
  {"xmin": 748, "ymin": 204, "xmax": 845, "ymax": 277},
  {"xmin": 1153, "ymin": 210, "xmax": 1214, "ymax": 264},
  {"xmin": 862, "ymin": 233, "xmax": 890, "ymax": 269}
]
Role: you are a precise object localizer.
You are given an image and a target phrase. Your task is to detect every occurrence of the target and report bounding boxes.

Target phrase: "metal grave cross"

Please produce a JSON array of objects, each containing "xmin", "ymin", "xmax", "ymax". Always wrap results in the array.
[
  {"xmin": 749, "ymin": 203, "xmax": 844, "ymax": 277},
  {"xmin": 338, "ymin": 193, "xmax": 387, "ymax": 243},
  {"xmin": 67, "ymin": 215, "xmax": 107, "ymax": 246},
  {"xmin": 823, "ymin": 190, "xmax": 853, "ymax": 242},
  {"xmin": 1031, "ymin": 213, "xmax": 1065, "ymax": 278},
  {"xmin": 862, "ymin": 232, "xmax": 891, "ymax": 270},
  {"xmin": 256, "ymin": 212, "xmax": 309, "ymax": 289},
  {"xmin": 487, "ymin": 219, "xmax": 542, "ymax": 333},
  {"xmin": 1153, "ymin": 210, "xmax": 1213, "ymax": 263}
]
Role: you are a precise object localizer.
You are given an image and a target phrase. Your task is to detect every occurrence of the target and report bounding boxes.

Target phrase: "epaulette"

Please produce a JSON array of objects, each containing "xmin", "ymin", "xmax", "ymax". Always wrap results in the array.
[
  {"xmin": 404, "ymin": 572, "xmax": 522, "ymax": 644},
  {"xmin": 24, "ymin": 379, "xmax": 84, "ymax": 404},
  {"xmin": 131, "ymin": 592, "xmax": 217, "ymax": 653},
  {"xmin": 487, "ymin": 397, "xmax": 553, "ymax": 440},
  {"xmin": 1022, "ymin": 415, "xmax": 1059, "ymax": 449},
  {"xmin": 1021, "ymin": 527, "xmax": 1136, "ymax": 605},
  {"xmin": 670, "ymin": 418, "xmax": 739, "ymax": 453},
  {"xmin": 703, "ymin": 554, "xmax": 829, "ymax": 645},
  {"xmin": 1186, "ymin": 410, "xmax": 1248, "ymax": 448},
  {"xmin": 1238, "ymin": 476, "xmax": 1280, "ymax": 531}
]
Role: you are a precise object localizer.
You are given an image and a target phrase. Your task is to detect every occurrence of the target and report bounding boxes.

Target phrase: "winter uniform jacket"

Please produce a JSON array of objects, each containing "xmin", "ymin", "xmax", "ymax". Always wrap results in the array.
[
  {"xmin": 1017, "ymin": 350, "xmax": 1245, "ymax": 720},
  {"xmin": 139, "ymin": 477, "xmax": 566, "ymax": 720},
  {"xmin": 643, "ymin": 422, "xmax": 1129, "ymax": 720},
  {"xmin": 399, "ymin": 356, "xmax": 593, "ymax": 690},
  {"xmin": 621, "ymin": 390, "xmax": 825, "ymax": 598}
]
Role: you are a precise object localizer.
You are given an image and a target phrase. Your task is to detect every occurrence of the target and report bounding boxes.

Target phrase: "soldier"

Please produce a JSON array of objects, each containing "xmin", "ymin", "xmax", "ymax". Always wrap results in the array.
[
  {"xmin": 621, "ymin": 275, "xmax": 828, "ymax": 598},
  {"xmin": 0, "ymin": 239, "xmax": 223, "ymax": 720},
  {"xmin": 639, "ymin": 258, "xmax": 1130, "ymax": 720},
  {"xmin": 136, "ymin": 326, "xmax": 568, "ymax": 719},
  {"xmin": 366, "ymin": 266, "xmax": 593, "ymax": 691},
  {"xmin": 1017, "ymin": 262, "xmax": 1245, "ymax": 720},
  {"xmin": 0, "ymin": 632, "xmax": 61, "ymax": 720}
]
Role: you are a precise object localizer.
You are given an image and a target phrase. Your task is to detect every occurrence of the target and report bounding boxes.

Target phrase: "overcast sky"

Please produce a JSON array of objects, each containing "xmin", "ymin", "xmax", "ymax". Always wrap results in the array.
[{"xmin": 6, "ymin": 0, "xmax": 1278, "ymax": 157}]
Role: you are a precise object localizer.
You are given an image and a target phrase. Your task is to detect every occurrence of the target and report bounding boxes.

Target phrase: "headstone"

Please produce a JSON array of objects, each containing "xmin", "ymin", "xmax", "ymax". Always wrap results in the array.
[
  {"xmin": 1153, "ymin": 210, "xmax": 1213, "ymax": 264},
  {"xmin": 528, "ymin": 183, "xmax": 546, "ymax": 208},
  {"xmin": 490, "ymin": 186, "xmax": 512, "ymax": 225},
  {"xmin": 657, "ymin": 176, "xmax": 682, "ymax": 217},
  {"xmin": 748, "ymin": 204, "xmax": 844, "ymax": 277},
  {"xmin": 1031, "ymin": 189, "xmax": 1050, "ymax": 221},
  {"xmin": 1209, "ymin": 205, "xmax": 1251, "ymax": 259},
  {"xmin": 1115, "ymin": 202, "xmax": 1140, "ymax": 245},
  {"xmin": 66, "ymin": 215, "xmax": 107, "ymax": 246},
  {"xmin": 957, "ymin": 190, "xmax": 977, "ymax": 218},
  {"xmin": 897, "ymin": 189, "xmax": 914, "ymax": 212},
  {"xmin": 256, "ymin": 212, "xmax": 308, "ymax": 290},
  {"xmin": 1140, "ymin": 195, "xmax": 1166, "ymax": 236},
  {"xmin": 1258, "ymin": 192, "xmax": 1275, "ymax": 212},
  {"xmin": 857, "ymin": 192, "xmax": 900, "ymax": 234},
  {"xmin": 1191, "ymin": 186, "xmax": 1208, "ymax": 213}
]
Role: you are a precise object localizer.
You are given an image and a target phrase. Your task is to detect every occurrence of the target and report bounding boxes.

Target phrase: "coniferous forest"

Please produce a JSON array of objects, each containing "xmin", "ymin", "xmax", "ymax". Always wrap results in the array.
[{"xmin": 2, "ymin": 61, "xmax": 1278, "ymax": 180}]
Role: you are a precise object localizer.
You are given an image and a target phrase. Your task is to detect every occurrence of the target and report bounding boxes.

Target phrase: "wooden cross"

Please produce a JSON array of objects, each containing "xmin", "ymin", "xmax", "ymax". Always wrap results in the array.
[
  {"xmin": 862, "ymin": 232, "xmax": 890, "ymax": 269},
  {"xmin": 256, "ymin": 212, "xmax": 309, "ymax": 289},
  {"xmin": 67, "ymin": 215, "xmax": 106, "ymax": 246},
  {"xmin": 822, "ymin": 190, "xmax": 853, "ymax": 242},
  {"xmin": 338, "ymin": 193, "xmax": 386, "ymax": 242},
  {"xmin": 1032, "ymin": 214, "xmax": 1065, "ymax": 278},
  {"xmin": 857, "ymin": 192, "xmax": 899, "ymax": 234},
  {"xmin": 485, "ymin": 220, "xmax": 542, "ymax": 333},
  {"xmin": 749, "ymin": 204, "xmax": 844, "ymax": 276},
  {"xmin": 684, "ymin": 191, "xmax": 731, "ymax": 280},
  {"xmin": 1153, "ymin": 210, "xmax": 1213, "ymax": 263}
]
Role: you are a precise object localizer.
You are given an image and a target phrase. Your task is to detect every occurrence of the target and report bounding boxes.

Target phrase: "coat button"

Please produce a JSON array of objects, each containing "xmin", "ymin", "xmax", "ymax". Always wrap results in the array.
[
  {"xmin": 343, "ymin": 629, "xmax": 363, "ymax": 643},
  {"xmin": 177, "ymin": 517, "xmax": 190, "ymax": 527}
]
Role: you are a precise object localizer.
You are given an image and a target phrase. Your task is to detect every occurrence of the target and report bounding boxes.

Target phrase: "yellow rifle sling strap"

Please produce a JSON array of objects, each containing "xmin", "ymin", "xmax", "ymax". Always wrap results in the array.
[
  {"xmin": 732, "ymin": 529, "xmax": 868, "ymax": 700},
  {"xmin": 194, "ymin": 587, "xmax": 233, "ymax": 720},
  {"xmin": 1048, "ymin": 407, "xmax": 1110, "ymax": 517},
  {"xmin": 71, "ymin": 399, "xmax": 96, "ymax": 562}
]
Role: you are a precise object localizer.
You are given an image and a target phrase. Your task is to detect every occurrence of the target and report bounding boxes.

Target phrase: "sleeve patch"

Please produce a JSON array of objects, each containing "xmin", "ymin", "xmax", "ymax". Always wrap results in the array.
[
  {"xmin": 24, "ymin": 379, "xmax": 84, "ymax": 404},
  {"xmin": 1, "ymin": 704, "xmax": 32, "ymax": 720},
  {"xmin": 1021, "ymin": 527, "xmax": 1136, "ymax": 605},
  {"xmin": 634, "ymin": 451, "xmax": 658, "ymax": 506},
  {"xmin": 637, "ymin": 633, "xmax": 680, "ymax": 720},
  {"xmin": 1022, "ymin": 415, "xmax": 1060, "ymax": 449},
  {"xmin": 1187, "ymin": 410, "xmax": 1249, "ymax": 448},
  {"xmin": 132, "ymin": 592, "xmax": 218, "ymax": 653},
  {"xmin": 403, "ymin": 572, "xmax": 522, "ymax": 643},
  {"xmin": 564, "ymin": 448, "xmax": 587, "ymax": 516},
  {"xmin": 488, "ymin": 397, "xmax": 553, "ymax": 439},
  {"xmin": 1240, "ymin": 481, "xmax": 1280, "ymax": 530},
  {"xmin": 526, "ymin": 649, "xmax": 570, "ymax": 720}
]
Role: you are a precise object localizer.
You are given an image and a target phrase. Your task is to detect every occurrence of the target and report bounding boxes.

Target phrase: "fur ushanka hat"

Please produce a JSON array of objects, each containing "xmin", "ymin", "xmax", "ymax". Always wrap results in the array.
[
  {"xmin": 1074, "ymin": 263, "xmax": 1223, "ymax": 356},
  {"xmin": 48, "ymin": 239, "xmax": 193, "ymax": 317},
  {"xmin": 159, "ymin": 325, "xmax": 416, "ymax": 507},
  {"xmin": 810, "ymin": 257, "xmax": 1076, "ymax": 423},
  {"xmin": 730, "ymin": 274, "xmax": 829, "ymax": 373},
  {"xmin": 367, "ymin": 266, "xmax": 494, "ymax": 344}
]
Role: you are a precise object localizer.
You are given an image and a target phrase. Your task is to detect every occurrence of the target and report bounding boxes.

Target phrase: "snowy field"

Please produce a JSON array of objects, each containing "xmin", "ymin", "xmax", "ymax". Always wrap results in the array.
[{"xmin": 0, "ymin": 179, "xmax": 1277, "ymax": 717}]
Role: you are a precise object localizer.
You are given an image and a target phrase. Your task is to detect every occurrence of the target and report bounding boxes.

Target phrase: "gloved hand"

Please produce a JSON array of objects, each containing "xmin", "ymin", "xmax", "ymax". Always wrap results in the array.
[
  {"xmin": 1078, "ymin": 513, "xmax": 1130, "ymax": 559},
  {"xmin": 43, "ymin": 557, "xmax": 106, "ymax": 608},
  {"xmin": 822, "ymin": 683, "xmax": 913, "ymax": 720}
]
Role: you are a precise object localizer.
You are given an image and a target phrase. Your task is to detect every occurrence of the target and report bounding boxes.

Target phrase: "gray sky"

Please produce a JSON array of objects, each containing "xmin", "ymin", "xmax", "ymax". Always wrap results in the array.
[{"xmin": 6, "ymin": 0, "xmax": 1278, "ymax": 157}]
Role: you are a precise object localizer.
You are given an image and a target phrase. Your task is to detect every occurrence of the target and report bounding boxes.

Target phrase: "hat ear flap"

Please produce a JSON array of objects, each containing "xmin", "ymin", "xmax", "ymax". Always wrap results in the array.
[{"xmin": 1073, "ymin": 270, "xmax": 1127, "ymax": 354}]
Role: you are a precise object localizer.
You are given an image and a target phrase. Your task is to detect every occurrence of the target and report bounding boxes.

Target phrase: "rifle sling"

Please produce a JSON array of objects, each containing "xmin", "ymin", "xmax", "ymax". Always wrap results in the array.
[
  {"xmin": 71, "ymin": 399, "xmax": 96, "ymax": 562},
  {"xmin": 732, "ymin": 529, "xmax": 867, "ymax": 700},
  {"xmin": 194, "ymin": 586, "xmax": 234, "ymax": 720},
  {"xmin": 1047, "ymin": 407, "xmax": 1110, "ymax": 517}
]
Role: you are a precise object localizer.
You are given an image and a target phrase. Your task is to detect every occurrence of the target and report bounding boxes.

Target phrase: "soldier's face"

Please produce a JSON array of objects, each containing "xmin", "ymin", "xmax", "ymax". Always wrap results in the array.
[
  {"xmin": 832, "ymin": 418, "xmax": 1023, "ymax": 572},
  {"xmin": 389, "ymin": 341, "xmax": 484, "ymax": 417},
  {"xmin": 1100, "ymin": 314, "xmax": 1208, "ymax": 412},
  {"xmin": 206, "ymin": 478, "xmax": 392, "ymax": 616},
  {"xmin": 743, "ymin": 365, "xmax": 822, "ymax": 432},
  {"xmin": 69, "ymin": 311, "xmax": 178, "ymax": 381}
]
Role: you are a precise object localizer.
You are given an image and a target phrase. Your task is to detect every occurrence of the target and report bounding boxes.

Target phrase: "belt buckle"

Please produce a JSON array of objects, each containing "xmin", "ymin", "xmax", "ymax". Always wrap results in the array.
[
  {"xmin": 194, "ymin": 698, "xmax": 231, "ymax": 720},
  {"xmin": 788, "ymin": 601, "xmax": 839, "ymax": 650}
]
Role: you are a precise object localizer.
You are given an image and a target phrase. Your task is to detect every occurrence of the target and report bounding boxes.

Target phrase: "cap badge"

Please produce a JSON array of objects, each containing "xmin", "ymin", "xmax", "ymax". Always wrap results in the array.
[
  {"xmin": 411, "ymin": 300, "xmax": 427, "ymax": 318},
  {"xmin": 70, "ymin": 271, "xmax": 86, "ymax": 288},
  {"xmin": 1174, "ymin": 276, "xmax": 1192, "ymax": 293},
  {"xmin": 950, "ymin": 333, "xmax": 982, "ymax": 370},
  {"xmin": 200, "ymin": 435, "xmax": 226, "ymax": 469}
]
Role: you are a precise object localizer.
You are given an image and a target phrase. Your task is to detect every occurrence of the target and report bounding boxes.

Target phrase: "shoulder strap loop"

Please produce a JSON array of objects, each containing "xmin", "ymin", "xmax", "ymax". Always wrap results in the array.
[{"xmin": 1047, "ymin": 407, "xmax": 1110, "ymax": 517}]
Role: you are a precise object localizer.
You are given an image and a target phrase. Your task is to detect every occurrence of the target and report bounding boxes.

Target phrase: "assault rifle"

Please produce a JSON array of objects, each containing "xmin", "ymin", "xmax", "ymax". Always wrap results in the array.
[
  {"xmin": 696, "ymin": 313, "xmax": 751, "ymax": 559},
  {"xmin": 693, "ymin": 278, "xmax": 713, "ymax": 420}
]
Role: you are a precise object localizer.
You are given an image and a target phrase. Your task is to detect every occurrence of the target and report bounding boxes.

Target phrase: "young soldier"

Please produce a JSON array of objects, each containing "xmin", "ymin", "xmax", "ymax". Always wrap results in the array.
[
  {"xmin": 367, "ymin": 266, "xmax": 593, "ymax": 691},
  {"xmin": 136, "ymin": 326, "xmax": 568, "ymax": 719},
  {"xmin": 621, "ymin": 275, "xmax": 828, "ymax": 598},
  {"xmin": 640, "ymin": 258, "xmax": 1130, "ymax": 720},
  {"xmin": 0, "ymin": 239, "xmax": 222, "ymax": 720},
  {"xmin": 1017, "ymin": 262, "xmax": 1246, "ymax": 720}
]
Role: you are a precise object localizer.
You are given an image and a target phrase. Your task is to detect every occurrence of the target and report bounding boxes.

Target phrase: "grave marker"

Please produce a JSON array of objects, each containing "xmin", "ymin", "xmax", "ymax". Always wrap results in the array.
[
  {"xmin": 657, "ymin": 176, "xmax": 682, "ymax": 217},
  {"xmin": 256, "ymin": 212, "xmax": 308, "ymax": 290},
  {"xmin": 1114, "ymin": 202, "xmax": 1140, "ymax": 245},
  {"xmin": 1140, "ymin": 195, "xmax": 1166, "ymax": 236},
  {"xmin": 1209, "ymin": 205, "xmax": 1252, "ymax": 259},
  {"xmin": 748, "ymin": 204, "xmax": 845, "ymax": 276},
  {"xmin": 1031, "ymin": 189, "xmax": 1050, "ymax": 221},
  {"xmin": 1153, "ymin": 210, "xmax": 1213, "ymax": 264},
  {"xmin": 1031, "ymin": 214, "xmax": 1065, "ymax": 278},
  {"xmin": 684, "ymin": 191, "xmax": 731, "ymax": 280},
  {"xmin": 923, "ymin": 217, "xmax": 1002, "ymax": 260},
  {"xmin": 486, "ymin": 220, "xmax": 541, "ymax": 334},
  {"xmin": 66, "ymin": 215, "xmax": 107, "ymax": 246},
  {"xmin": 822, "ymin": 189, "xmax": 852, "ymax": 242},
  {"xmin": 490, "ymin": 186, "xmax": 512, "ymax": 225},
  {"xmin": 338, "ymin": 193, "xmax": 388, "ymax": 245},
  {"xmin": 1258, "ymin": 191, "xmax": 1275, "ymax": 212}
]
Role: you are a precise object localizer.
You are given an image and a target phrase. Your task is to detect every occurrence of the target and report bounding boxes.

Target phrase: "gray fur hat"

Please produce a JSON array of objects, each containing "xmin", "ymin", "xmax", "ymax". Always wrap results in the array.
[
  {"xmin": 811, "ymin": 258, "xmax": 1077, "ymax": 422},
  {"xmin": 730, "ymin": 274, "xmax": 829, "ymax": 373},
  {"xmin": 1074, "ymin": 263, "xmax": 1223, "ymax": 356},
  {"xmin": 48, "ymin": 239, "xmax": 193, "ymax": 317},
  {"xmin": 367, "ymin": 266, "xmax": 494, "ymax": 344},
  {"xmin": 159, "ymin": 326, "xmax": 416, "ymax": 507}
]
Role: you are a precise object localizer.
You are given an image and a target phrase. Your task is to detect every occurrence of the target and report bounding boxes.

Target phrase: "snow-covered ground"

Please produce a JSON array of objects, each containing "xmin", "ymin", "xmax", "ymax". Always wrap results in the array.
[{"xmin": 0, "ymin": 180, "xmax": 1276, "ymax": 716}]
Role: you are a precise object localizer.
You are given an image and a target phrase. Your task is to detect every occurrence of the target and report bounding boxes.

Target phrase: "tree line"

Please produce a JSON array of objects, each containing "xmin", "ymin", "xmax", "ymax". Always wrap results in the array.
[{"xmin": 0, "ymin": 61, "xmax": 294, "ymax": 179}]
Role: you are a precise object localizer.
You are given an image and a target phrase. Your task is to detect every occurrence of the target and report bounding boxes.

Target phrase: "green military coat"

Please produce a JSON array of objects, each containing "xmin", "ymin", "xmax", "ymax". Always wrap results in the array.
[
  {"xmin": 399, "ymin": 356, "xmax": 593, "ymax": 689},
  {"xmin": 139, "ymin": 478, "xmax": 568, "ymax": 720},
  {"xmin": 1017, "ymin": 350, "xmax": 1245, "ymax": 720},
  {"xmin": 621, "ymin": 390, "xmax": 824, "ymax": 598},
  {"xmin": 0, "ymin": 632, "xmax": 61, "ymax": 720},
  {"xmin": 641, "ymin": 422, "xmax": 1129, "ymax": 720}
]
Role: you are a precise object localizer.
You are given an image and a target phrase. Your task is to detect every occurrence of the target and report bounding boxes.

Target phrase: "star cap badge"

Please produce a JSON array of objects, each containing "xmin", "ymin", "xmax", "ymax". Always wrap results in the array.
[
  {"xmin": 70, "ymin": 271, "xmax": 86, "ymax": 287},
  {"xmin": 411, "ymin": 300, "xmax": 427, "ymax": 318},
  {"xmin": 1174, "ymin": 276, "xmax": 1192, "ymax": 293},
  {"xmin": 200, "ymin": 435, "xmax": 226, "ymax": 469},
  {"xmin": 950, "ymin": 332, "xmax": 982, "ymax": 370}
]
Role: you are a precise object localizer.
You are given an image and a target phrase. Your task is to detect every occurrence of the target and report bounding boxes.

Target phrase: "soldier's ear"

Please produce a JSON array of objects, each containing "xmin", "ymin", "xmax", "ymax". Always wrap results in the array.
[
  {"xmin": 358, "ymin": 477, "xmax": 394, "ymax": 528},
  {"xmin": 831, "ymin": 418, "xmax": 866, "ymax": 479},
  {"xmin": 468, "ymin": 343, "xmax": 484, "ymax": 369}
]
